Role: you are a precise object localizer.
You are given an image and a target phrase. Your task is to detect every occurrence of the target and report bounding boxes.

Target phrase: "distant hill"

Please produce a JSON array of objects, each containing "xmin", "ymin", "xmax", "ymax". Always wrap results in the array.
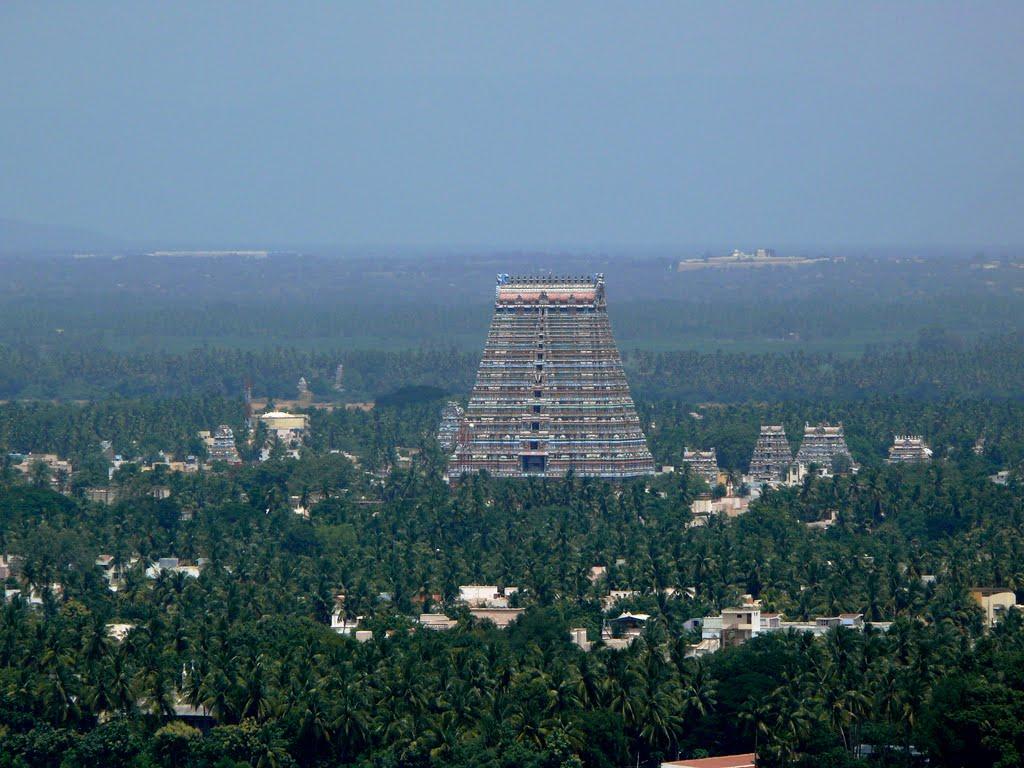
[{"xmin": 0, "ymin": 217, "xmax": 124, "ymax": 255}]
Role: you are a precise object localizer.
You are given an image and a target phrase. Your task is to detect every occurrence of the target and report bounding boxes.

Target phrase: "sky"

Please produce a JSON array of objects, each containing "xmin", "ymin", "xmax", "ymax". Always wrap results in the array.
[{"xmin": 1, "ymin": 2, "xmax": 1022, "ymax": 250}]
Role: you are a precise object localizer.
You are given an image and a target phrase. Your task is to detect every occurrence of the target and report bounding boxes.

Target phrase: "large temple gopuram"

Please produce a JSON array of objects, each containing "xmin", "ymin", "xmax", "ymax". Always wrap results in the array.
[{"xmin": 447, "ymin": 274, "xmax": 654, "ymax": 480}]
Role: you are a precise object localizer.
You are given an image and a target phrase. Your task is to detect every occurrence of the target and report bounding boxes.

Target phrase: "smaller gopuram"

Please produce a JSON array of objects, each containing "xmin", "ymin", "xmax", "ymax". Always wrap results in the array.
[
  {"xmin": 887, "ymin": 435, "xmax": 932, "ymax": 464},
  {"xmin": 682, "ymin": 448, "xmax": 720, "ymax": 486},
  {"xmin": 748, "ymin": 425, "xmax": 793, "ymax": 483},
  {"xmin": 795, "ymin": 423, "xmax": 854, "ymax": 470}
]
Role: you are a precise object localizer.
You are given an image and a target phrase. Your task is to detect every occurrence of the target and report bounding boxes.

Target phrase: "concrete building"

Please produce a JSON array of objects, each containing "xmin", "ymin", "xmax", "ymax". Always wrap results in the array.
[
  {"xmin": 692, "ymin": 601, "xmax": 892, "ymax": 657},
  {"xmin": 145, "ymin": 557, "xmax": 202, "ymax": 580},
  {"xmin": 330, "ymin": 612, "xmax": 364, "ymax": 636},
  {"xmin": 569, "ymin": 627, "xmax": 592, "ymax": 651},
  {"xmin": 11, "ymin": 453, "xmax": 73, "ymax": 490},
  {"xmin": 105, "ymin": 622, "xmax": 135, "ymax": 642},
  {"xmin": 418, "ymin": 613, "xmax": 458, "ymax": 631},
  {"xmin": 719, "ymin": 599, "xmax": 763, "ymax": 648},
  {"xmin": 469, "ymin": 607, "xmax": 524, "ymax": 628},
  {"xmin": 603, "ymin": 612, "xmax": 649, "ymax": 648},
  {"xmin": 458, "ymin": 584, "xmax": 518, "ymax": 608},
  {"xmin": 84, "ymin": 487, "xmax": 118, "ymax": 505},
  {"xmin": 260, "ymin": 411, "xmax": 309, "ymax": 432},
  {"xmin": 0, "ymin": 554, "xmax": 23, "ymax": 581},
  {"xmin": 690, "ymin": 495, "xmax": 750, "ymax": 519},
  {"xmin": 816, "ymin": 613, "xmax": 865, "ymax": 630},
  {"xmin": 969, "ymin": 587, "xmax": 1019, "ymax": 627}
]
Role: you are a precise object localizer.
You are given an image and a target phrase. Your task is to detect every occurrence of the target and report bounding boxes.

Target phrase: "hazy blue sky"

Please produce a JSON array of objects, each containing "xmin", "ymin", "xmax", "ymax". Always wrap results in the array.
[{"xmin": 1, "ymin": 2, "xmax": 1022, "ymax": 249}]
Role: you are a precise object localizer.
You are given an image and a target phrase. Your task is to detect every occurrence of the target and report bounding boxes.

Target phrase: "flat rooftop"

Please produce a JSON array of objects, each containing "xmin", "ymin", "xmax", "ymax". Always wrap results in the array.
[{"xmin": 661, "ymin": 754, "xmax": 756, "ymax": 768}]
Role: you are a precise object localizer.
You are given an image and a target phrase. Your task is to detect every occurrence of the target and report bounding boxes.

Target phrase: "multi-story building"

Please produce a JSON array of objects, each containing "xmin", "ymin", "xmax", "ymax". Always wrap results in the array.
[
  {"xmin": 887, "ymin": 435, "xmax": 932, "ymax": 464},
  {"xmin": 682, "ymin": 448, "xmax": 719, "ymax": 486},
  {"xmin": 748, "ymin": 425, "xmax": 793, "ymax": 483},
  {"xmin": 689, "ymin": 600, "xmax": 891, "ymax": 658},
  {"xmin": 448, "ymin": 275, "xmax": 654, "ymax": 480},
  {"xmin": 696, "ymin": 596, "xmax": 766, "ymax": 649},
  {"xmin": 795, "ymin": 422, "xmax": 854, "ymax": 470}
]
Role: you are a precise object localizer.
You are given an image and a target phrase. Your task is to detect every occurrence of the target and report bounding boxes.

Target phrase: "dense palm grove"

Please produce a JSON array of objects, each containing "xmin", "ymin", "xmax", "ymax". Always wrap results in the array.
[
  {"xmin": 0, "ymin": 252, "xmax": 1023, "ymax": 766},
  {"xmin": 1, "ymin": 383, "xmax": 1023, "ymax": 766}
]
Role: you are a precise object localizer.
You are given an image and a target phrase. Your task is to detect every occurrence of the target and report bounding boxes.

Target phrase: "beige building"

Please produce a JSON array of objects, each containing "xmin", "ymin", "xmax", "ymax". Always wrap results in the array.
[
  {"xmin": 418, "ymin": 613, "xmax": 458, "ymax": 631},
  {"xmin": 690, "ymin": 495, "xmax": 750, "ymax": 518},
  {"xmin": 259, "ymin": 411, "xmax": 309, "ymax": 432},
  {"xmin": 415, "ymin": 608, "xmax": 525, "ymax": 630},
  {"xmin": 569, "ymin": 627, "xmax": 592, "ymax": 651},
  {"xmin": 13, "ymin": 453, "xmax": 73, "ymax": 489},
  {"xmin": 458, "ymin": 584, "xmax": 518, "ymax": 608},
  {"xmin": 720, "ymin": 602, "xmax": 762, "ymax": 648},
  {"xmin": 969, "ymin": 587, "xmax": 1018, "ymax": 627},
  {"xmin": 469, "ymin": 607, "xmax": 524, "ymax": 628}
]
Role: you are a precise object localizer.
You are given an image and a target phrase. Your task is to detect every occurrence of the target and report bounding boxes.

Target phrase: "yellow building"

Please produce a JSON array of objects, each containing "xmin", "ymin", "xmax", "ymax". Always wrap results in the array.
[
  {"xmin": 969, "ymin": 587, "xmax": 1018, "ymax": 627},
  {"xmin": 259, "ymin": 411, "xmax": 309, "ymax": 432}
]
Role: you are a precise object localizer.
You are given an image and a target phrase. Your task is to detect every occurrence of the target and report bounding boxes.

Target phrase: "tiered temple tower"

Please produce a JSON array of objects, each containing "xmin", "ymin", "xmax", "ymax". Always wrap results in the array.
[
  {"xmin": 887, "ymin": 435, "xmax": 932, "ymax": 464},
  {"xmin": 682, "ymin": 448, "xmax": 720, "ymax": 486},
  {"xmin": 448, "ymin": 274, "xmax": 654, "ymax": 480},
  {"xmin": 748, "ymin": 425, "xmax": 793, "ymax": 483},
  {"xmin": 795, "ymin": 423, "xmax": 854, "ymax": 469}
]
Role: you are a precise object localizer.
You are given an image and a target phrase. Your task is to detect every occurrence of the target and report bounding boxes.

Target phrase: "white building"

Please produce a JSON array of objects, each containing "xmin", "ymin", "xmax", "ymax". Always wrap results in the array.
[{"xmin": 458, "ymin": 585, "xmax": 518, "ymax": 608}]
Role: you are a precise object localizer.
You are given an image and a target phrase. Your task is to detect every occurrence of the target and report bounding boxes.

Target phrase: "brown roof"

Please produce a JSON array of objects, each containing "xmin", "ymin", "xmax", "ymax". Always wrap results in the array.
[{"xmin": 662, "ymin": 754, "xmax": 756, "ymax": 768}]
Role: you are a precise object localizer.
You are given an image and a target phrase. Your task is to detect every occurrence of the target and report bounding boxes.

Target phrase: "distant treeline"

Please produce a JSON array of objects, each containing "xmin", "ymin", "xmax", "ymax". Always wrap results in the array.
[
  {"xmin": 0, "ymin": 347, "xmax": 476, "ymax": 401},
  {"xmin": 627, "ymin": 331, "xmax": 1024, "ymax": 401},
  {"xmin": 1, "ymin": 252, "xmax": 1023, "ymax": 353},
  {"xmin": 4, "ymin": 333, "xmax": 1024, "ymax": 402},
  {"xmin": 4, "ymin": 293, "xmax": 1023, "ymax": 352}
]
